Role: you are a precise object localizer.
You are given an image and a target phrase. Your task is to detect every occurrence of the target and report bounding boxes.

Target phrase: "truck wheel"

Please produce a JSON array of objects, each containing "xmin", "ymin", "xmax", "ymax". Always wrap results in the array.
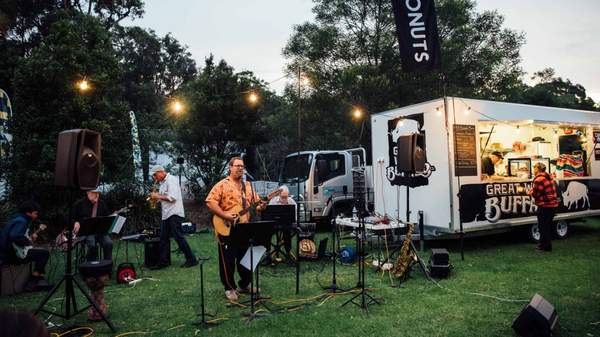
[
  {"xmin": 553, "ymin": 220, "xmax": 569, "ymax": 239},
  {"xmin": 528, "ymin": 223, "xmax": 540, "ymax": 243}
]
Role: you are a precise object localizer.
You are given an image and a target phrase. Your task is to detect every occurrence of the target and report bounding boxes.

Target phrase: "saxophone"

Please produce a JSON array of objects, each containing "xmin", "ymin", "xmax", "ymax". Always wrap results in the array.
[
  {"xmin": 392, "ymin": 222, "xmax": 415, "ymax": 280},
  {"xmin": 147, "ymin": 184, "xmax": 158, "ymax": 209}
]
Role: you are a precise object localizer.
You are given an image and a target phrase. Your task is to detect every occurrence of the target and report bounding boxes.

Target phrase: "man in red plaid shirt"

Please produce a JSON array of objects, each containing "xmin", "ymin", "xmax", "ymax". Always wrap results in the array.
[{"xmin": 528, "ymin": 162, "xmax": 558, "ymax": 251}]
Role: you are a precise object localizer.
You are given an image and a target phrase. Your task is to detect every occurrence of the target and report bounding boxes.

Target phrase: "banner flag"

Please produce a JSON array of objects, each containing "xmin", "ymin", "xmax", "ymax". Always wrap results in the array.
[{"xmin": 391, "ymin": 0, "xmax": 442, "ymax": 72}]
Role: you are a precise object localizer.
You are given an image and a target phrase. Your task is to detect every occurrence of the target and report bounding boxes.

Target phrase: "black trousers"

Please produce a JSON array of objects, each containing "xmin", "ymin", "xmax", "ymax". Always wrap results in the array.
[
  {"xmin": 537, "ymin": 206, "xmax": 556, "ymax": 251},
  {"xmin": 20, "ymin": 248, "xmax": 49, "ymax": 274},
  {"xmin": 217, "ymin": 229, "xmax": 251, "ymax": 291},
  {"xmin": 159, "ymin": 215, "xmax": 196, "ymax": 265},
  {"xmin": 84, "ymin": 234, "xmax": 113, "ymax": 261}
]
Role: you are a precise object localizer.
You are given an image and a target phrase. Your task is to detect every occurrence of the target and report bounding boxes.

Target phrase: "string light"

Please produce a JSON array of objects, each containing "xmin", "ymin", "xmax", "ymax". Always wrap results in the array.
[
  {"xmin": 553, "ymin": 129, "xmax": 558, "ymax": 139},
  {"xmin": 465, "ymin": 106, "xmax": 471, "ymax": 115},
  {"xmin": 436, "ymin": 106, "xmax": 442, "ymax": 116},
  {"xmin": 396, "ymin": 119, "xmax": 404, "ymax": 128},
  {"xmin": 353, "ymin": 108, "xmax": 363, "ymax": 119},
  {"xmin": 515, "ymin": 125, "xmax": 520, "ymax": 134}
]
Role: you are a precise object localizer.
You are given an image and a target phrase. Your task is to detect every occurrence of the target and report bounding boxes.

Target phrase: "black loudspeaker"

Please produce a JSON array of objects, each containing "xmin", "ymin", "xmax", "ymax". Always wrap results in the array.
[
  {"xmin": 512, "ymin": 294, "xmax": 558, "ymax": 337},
  {"xmin": 396, "ymin": 134, "xmax": 427, "ymax": 173},
  {"xmin": 144, "ymin": 237, "xmax": 170, "ymax": 268},
  {"xmin": 428, "ymin": 248, "xmax": 450, "ymax": 278},
  {"xmin": 54, "ymin": 129, "xmax": 101, "ymax": 190}
]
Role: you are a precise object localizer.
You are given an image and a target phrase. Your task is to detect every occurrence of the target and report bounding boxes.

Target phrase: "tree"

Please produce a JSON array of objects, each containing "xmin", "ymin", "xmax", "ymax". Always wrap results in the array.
[
  {"xmin": 282, "ymin": 0, "xmax": 527, "ymax": 154},
  {"xmin": 113, "ymin": 26, "xmax": 197, "ymax": 182},
  {"xmin": 9, "ymin": 13, "xmax": 130, "ymax": 213},
  {"xmin": 519, "ymin": 68, "xmax": 598, "ymax": 111},
  {"xmin": 172, "ymin": 57, "xmax": 267, "ymax": 199}
]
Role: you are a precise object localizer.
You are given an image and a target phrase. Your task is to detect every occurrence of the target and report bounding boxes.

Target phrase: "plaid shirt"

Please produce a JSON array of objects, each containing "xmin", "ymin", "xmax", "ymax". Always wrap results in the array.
[{"xmin": 530, "ymin": 172, "xmax": 559, "ymax": 208}]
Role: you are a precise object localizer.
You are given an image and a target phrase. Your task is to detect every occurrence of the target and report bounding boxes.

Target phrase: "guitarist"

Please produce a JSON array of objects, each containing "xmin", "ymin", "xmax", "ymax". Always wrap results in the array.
[
  {"xmin": 71, "ymin": 189, "xmax": 113, "ymax": 261},
  {"xmin": 0, "ymin": 201, "xmax": 50, "ymax": 288},
  {"xmin": 206, "ymin": 157, "xmax": 267, "ymax": 301}
]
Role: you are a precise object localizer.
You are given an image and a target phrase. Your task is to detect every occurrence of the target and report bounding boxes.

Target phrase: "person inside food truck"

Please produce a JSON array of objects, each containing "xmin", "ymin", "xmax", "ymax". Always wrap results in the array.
[{"xmin": 481, "ymin": 151, "xmax": 504, "ymax": 180}]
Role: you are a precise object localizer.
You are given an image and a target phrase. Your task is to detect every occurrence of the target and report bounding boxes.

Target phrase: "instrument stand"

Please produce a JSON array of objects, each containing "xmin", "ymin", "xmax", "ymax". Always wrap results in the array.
[
  {"xmin": 35, "ymin": 226, "xmax": 115, "ymax": 332},
  {"xmin": 242, "ymin": 238, "xmax": 271, "ymax": 324},
  {"xmin": 341, "ymin": 211, "xmax": 380, "ymax": 311},
  {"xmin": 323, "ymin": 216, "xmax": 346, "ymax": 293},
  {"xmin": 193, "ymin": 257, "xmax": 220, "ymax": 327}
]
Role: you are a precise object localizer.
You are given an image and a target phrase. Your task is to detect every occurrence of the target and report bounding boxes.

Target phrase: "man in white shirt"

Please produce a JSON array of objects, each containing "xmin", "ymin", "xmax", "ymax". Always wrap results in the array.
[
  {"xmin": 150, "ymin": 165, "xmax": 197, "ymax": 269},
  {"xmin": 267, "ymin": 185, "xmax": 297, "ymax": 260}
]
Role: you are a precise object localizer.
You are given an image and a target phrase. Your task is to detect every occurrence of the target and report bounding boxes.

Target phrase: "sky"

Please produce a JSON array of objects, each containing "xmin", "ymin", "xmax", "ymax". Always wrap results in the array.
[{"xmin": 123, "ymin": 0, "xmax": 600, "ymax": 102}]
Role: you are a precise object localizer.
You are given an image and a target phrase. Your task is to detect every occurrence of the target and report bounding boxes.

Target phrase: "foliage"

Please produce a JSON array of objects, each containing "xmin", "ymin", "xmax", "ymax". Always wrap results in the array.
[
  {"xmin": 172, "ymin": 57, "xmax": 268, "ymax": 200},
  {"xmin": 281, "ymin": 0, "xmax": 527, "ymax": 155},
  {"xmin": 9, "ymin": 13, "xmax": 131, "ymax": 219},
  {"xmin": 517, "ymin": 68, "xmax": 599, "ymax": 111}
]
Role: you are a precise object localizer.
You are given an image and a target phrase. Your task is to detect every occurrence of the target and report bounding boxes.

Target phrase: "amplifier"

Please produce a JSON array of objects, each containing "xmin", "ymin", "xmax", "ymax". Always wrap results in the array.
[{"xmin": 144, "ymin": 238, "xmax": 170, "ymax": 267}]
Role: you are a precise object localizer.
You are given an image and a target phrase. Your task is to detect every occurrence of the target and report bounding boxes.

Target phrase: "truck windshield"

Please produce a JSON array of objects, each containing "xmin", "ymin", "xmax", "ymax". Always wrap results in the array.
[{"xmin": 280, "ymin": 154, "xmax": 313, "ymax": 183}]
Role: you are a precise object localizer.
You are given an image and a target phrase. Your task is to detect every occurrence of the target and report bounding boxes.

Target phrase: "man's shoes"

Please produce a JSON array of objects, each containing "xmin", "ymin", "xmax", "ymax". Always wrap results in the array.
[
  {"xmin": 149, "ymin": 263, "xmax": 169, "ymax": 270},
  {"xmin": 225, "ymin": 289, "xmax": 238, "ymax": 301},
  {"xmin": 238, "ymin": 286, "xmax": 261, "ymax": 294},
  {"xmin": 181, "ymin": 259, "xmax": 199, "ymax": 268}
]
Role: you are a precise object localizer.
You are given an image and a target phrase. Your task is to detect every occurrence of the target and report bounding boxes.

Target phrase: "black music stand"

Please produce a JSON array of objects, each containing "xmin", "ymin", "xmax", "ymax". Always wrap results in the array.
[
  {"xmin": 193, "ymin": 257, "xmax": 219, "ymax": 327},
  {"xmin": 35, "ymin": 216, "xmax": 116, "ymax": 332},
  {"xmin": 234, "ymin": 221, "xmax": 274, "ymax": 323},
  {"xmin": 341, "ymin": 211, "xmax": 380, "ymax": 311},
  {"xmin": 262, "ymin": 205, "xmax": 296, "ymax": 263}
]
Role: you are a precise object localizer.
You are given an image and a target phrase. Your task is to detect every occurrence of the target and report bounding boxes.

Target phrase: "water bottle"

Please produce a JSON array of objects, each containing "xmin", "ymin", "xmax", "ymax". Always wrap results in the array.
[{"xmin": 352, "ymin": 206, "xmax": 358, "ymax": 219}]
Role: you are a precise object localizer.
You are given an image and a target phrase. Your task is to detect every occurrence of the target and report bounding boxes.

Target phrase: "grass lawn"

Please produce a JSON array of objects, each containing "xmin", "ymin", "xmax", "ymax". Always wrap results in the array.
[{"xmin": 1, "ymin": 218, "xmax": 599, "ymax": 337}]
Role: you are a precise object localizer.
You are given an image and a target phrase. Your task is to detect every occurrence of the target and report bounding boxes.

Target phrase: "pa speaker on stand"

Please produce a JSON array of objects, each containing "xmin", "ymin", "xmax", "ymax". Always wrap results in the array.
[{"xmin": 54, "ymin": 129, "xmax": 101, "ymax": 190}]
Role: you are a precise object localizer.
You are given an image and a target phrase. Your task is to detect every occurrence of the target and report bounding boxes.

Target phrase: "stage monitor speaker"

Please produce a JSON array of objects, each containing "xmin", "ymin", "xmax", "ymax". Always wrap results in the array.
[
  {"xmin": 396, "ymin": 134, "xmax": 427, "ymax": 173},
  {"xmin": 144, "ymin": 237, "xmax": 170, "ymax": 268},
  {"xmin": 428, "ymin": 248, "xmax": 450, "ymax": 278},
  {"xmin": 54, "ymin": 129, "xmax": 101, "ymax": 190},
  {"xmin": 512, "ymin": 294, "xmax": 558, "ymax": 337}
]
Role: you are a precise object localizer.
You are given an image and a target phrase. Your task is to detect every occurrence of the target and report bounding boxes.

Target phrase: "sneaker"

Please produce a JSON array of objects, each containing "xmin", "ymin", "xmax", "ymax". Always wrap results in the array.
[
  {"xmin": 181, "ymin": 259, "xmax": 199, "ymax": 268},
  {"xmin": 225, "ymin": 289, "xmax": 238, "ymax": 301}
]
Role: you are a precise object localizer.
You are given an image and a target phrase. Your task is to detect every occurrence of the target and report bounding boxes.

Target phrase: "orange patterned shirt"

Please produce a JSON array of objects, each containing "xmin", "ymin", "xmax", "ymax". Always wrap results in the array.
[{"xmin": 205, "ymin": 177, "xmax": 261, "ymax": 212}]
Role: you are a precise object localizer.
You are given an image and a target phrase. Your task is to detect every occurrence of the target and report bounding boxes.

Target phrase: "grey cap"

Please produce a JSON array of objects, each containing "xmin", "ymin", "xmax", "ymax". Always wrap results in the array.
[{"xmin": 150, "ymin": 165, "xmax": 165, "ymax": 175}]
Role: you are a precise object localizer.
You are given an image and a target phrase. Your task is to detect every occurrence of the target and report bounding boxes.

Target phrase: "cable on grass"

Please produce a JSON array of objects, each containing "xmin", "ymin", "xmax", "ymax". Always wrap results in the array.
[
  {"xmin": 50, "ymin": 326, "xmax": 94, "ymax": 337},
  {"xmin": 428, "ymin": 277, "xmax": 530, "ymax": 303},
  {"xmin": 114, "ymin": 331, "xmax": 151, "ymax": 337}
]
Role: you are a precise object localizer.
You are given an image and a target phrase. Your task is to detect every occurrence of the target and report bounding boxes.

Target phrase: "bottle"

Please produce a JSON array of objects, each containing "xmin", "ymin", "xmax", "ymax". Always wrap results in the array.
[{"xmin": 352, "ymin": 206, "xmax": 358, "ymax": 219}]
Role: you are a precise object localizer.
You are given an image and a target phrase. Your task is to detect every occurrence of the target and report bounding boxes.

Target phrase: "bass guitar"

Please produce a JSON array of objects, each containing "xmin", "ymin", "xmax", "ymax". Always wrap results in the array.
[
  {"xmin": 212, "ymin": 187, "xmax": 282, "ymax": 236},
  {"xmin": 13, "ymin": 224, "xmax": 47, "ymax": 259}
]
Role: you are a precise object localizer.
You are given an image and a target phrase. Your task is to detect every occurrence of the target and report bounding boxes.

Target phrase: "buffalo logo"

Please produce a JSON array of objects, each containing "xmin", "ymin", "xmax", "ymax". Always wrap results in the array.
[{"xmin": 562, "ymin": 181, "xmax": 590, "ymax": 210}]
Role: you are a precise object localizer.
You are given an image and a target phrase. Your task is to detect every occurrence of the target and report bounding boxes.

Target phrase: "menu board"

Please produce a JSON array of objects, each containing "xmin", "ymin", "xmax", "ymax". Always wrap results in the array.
[{"xmin": 454, "ymin": 124, "xmax": 477, "ymax": 176}]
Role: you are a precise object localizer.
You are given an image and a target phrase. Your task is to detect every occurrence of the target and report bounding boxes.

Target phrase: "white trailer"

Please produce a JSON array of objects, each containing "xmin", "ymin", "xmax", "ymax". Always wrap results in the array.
[{"xmin": 371, "ymin": 97, "xmax": 600, "ymax": 239}]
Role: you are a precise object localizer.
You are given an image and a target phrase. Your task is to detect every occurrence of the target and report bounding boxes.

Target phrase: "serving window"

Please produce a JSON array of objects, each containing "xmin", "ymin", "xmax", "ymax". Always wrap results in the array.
[{"xmin": 478, "ymin": 121, "xmax": 590, "ymax": 180}]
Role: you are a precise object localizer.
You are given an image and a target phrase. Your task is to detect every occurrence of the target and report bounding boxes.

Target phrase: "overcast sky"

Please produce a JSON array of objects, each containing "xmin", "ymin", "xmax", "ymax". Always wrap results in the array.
[{"xmin": 123, "ymin": 0, "xmax": 600, "ymax": 102}]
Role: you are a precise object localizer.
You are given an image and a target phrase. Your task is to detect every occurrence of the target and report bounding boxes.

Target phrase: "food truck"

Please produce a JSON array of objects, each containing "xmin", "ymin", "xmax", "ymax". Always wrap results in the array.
[{"xmin": 370, "ymin": 97, "xmax": 600, "ymax": 240}]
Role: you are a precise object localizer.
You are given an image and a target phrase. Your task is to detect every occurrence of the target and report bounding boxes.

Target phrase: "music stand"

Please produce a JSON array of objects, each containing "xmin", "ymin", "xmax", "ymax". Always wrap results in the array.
[
  {"xmin": 262, "ymin": 205, "xmax": 296, "ymax": 263},
  {"xmin": 35, "ymin": 216, "xmax": 116, "ymax": 332},
  {"xmin": 234, "ymin": 221, "xmax": 274, "ymax": 323}
]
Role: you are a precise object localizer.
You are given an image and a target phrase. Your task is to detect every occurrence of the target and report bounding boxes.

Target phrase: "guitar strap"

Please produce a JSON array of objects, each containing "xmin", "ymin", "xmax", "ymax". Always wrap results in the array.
[{"xmin": 241, "ymin": 180, "xmax": 247, "ymax": 210}]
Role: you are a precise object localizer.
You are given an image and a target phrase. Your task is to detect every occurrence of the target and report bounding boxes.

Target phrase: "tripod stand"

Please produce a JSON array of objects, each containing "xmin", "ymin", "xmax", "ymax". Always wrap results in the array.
[
  {"xmin": 341, "ymin": 211, "xmax": 380, "ymax": 311},
  {"xmin": 35, "ymin": 225, "xmax": 115, "ymax": 332},
  {"xmin": 323, "ymin": 214, "xmax": 345, "ymax": 293}
]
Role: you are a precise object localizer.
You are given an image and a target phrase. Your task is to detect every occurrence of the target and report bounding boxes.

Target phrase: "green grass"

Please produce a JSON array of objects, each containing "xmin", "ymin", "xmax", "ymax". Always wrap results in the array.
[{"xmin": 2, "ymin": 219, "xmax": 600, "ymax": 337}]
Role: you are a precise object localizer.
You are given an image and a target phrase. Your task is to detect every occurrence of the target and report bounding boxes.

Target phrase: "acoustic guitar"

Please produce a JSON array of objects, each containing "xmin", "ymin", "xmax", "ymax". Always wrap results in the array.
[
  {"xmin": 212, "ymin": 187, "xmax": 282, "ymax": 236},
  {"xmin": 13, "ymin": 224, "xmax": 47, "ymax": 259}
]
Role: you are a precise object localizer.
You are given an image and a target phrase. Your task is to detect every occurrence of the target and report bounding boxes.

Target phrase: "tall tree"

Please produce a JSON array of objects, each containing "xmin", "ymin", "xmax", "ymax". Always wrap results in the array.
[
  {"xmin": 172, "ymin": 57, "xmax": 267, "ymax": 199},
  {"xmin": 10, "ymin": 13, "xmax": 130, "ymax": 211},
  {"xmin": 282, "ymin": 0, "xmax": 526, "ymax": 153}
]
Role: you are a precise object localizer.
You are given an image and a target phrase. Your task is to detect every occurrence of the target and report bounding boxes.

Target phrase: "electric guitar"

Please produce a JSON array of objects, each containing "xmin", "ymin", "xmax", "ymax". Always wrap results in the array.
[
  {"xmin": 13, "ymin": 224, "xmax": 47, "ymax": 259},
  {"xmin": 212, "ymin": 187, "xmax": 282, "ymax": 236}
]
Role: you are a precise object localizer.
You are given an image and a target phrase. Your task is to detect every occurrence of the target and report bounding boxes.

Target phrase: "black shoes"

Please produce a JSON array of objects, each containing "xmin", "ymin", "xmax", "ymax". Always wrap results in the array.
[{"xmin": 181, "ymin": 259, "xmax": 198, "ymax": 268}]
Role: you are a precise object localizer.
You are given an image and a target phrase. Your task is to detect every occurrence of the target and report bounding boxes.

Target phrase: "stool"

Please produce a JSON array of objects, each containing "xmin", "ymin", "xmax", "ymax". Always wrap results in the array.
[{"xmin": 1, "ymin": 262, "xmax": 32, "ymax": 296}]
